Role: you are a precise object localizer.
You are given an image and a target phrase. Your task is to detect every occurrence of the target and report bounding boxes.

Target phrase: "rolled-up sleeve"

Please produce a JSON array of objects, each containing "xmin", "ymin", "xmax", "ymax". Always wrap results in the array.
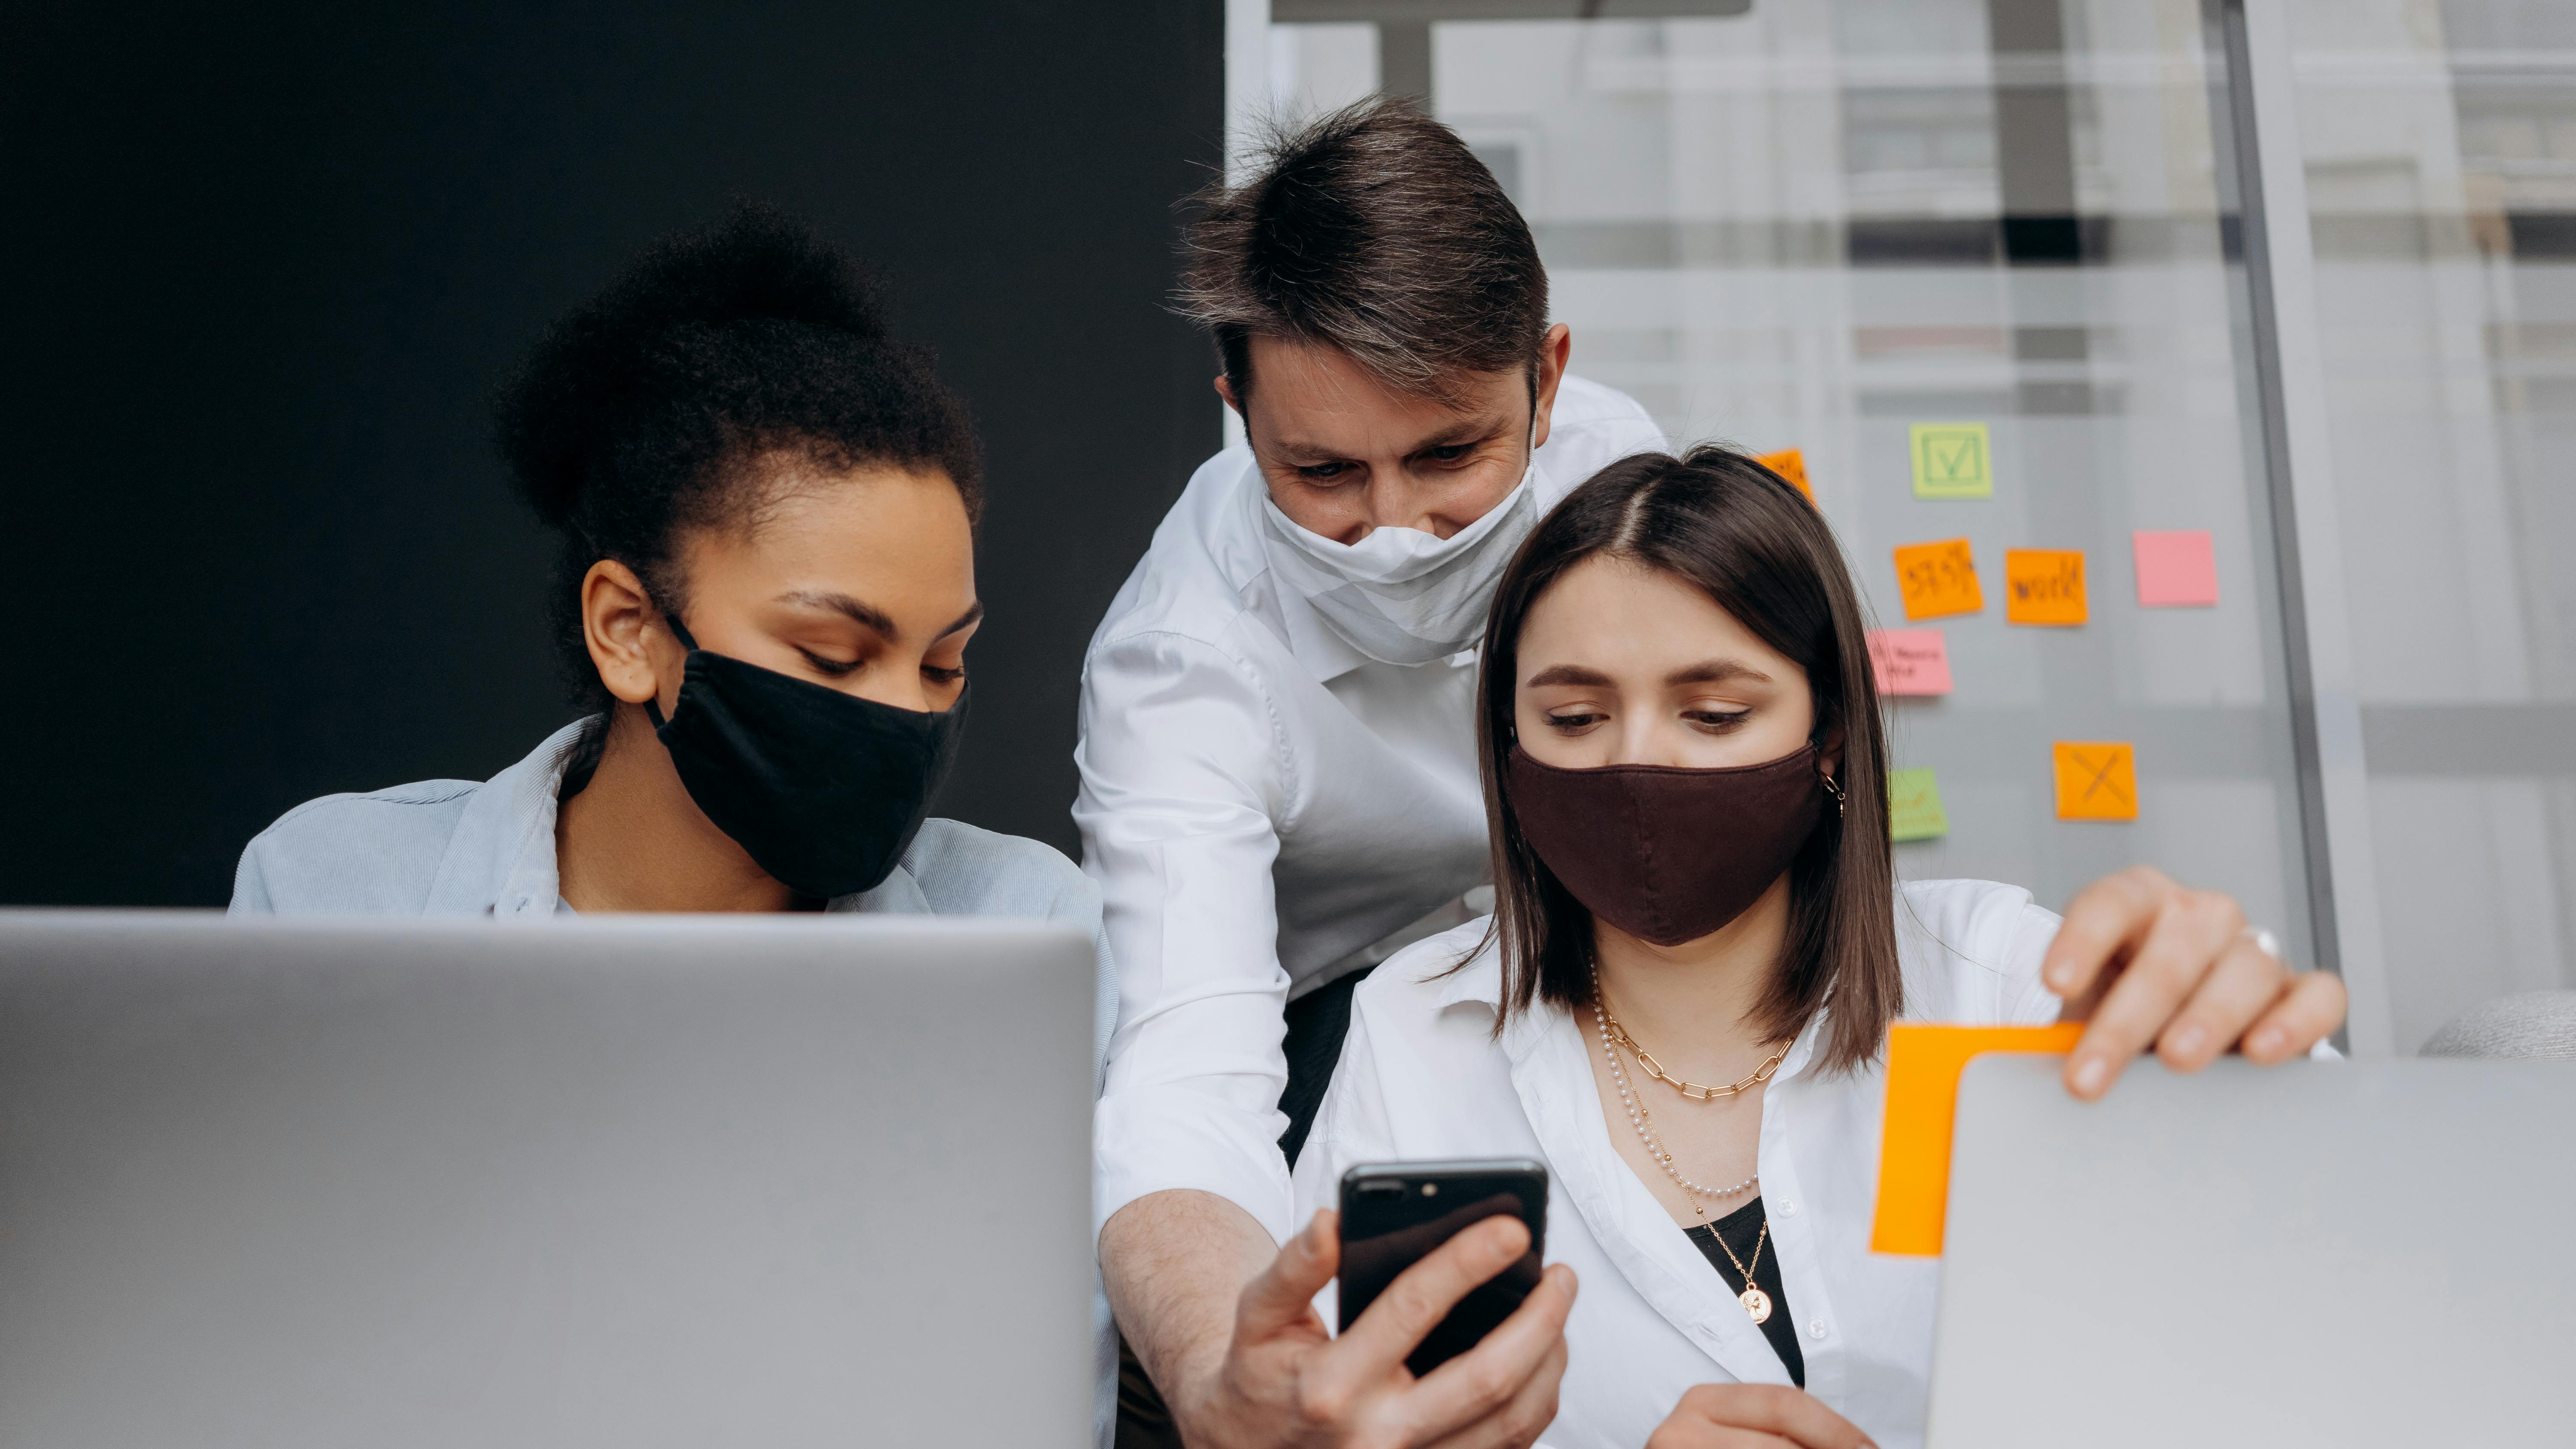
[{"xmin": 1077, "ymin": 629, "xmax": 1302, "ymax": 1246}]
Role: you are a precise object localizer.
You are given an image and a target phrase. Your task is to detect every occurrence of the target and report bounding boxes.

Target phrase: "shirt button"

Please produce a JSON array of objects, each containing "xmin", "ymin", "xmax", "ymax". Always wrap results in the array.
[
  {"xmin": 1809, "ymin": 1321, "xmax": 1829, "ymax": 1340},
  {"xmin": 1779, "ymin": 1200, "xmax": 1798, "ymax": 1216}
]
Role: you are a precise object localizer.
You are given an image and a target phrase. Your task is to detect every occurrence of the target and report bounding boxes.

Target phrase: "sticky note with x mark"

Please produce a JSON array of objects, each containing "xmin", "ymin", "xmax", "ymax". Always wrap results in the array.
[
  {"xmin": 2053, "ymin": 740, "xmax": 2137, "ymax": 821},
  {"xmin": 1910, "ymin": 422, "xmax": 1993, "ymax": 500}
]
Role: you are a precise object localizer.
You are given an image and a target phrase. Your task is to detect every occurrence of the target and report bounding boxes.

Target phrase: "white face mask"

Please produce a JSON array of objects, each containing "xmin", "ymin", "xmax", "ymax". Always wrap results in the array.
[{"xmin": 1258, "ymin": 455, "xmax": 1540, "ymax": 667}]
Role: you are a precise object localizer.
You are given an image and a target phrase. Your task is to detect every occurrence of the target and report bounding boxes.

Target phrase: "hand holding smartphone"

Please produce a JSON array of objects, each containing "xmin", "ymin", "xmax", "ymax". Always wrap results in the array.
[{"xmin": 1337, "ymin": 1158, "xmax": 1549, "ymax": 1377}]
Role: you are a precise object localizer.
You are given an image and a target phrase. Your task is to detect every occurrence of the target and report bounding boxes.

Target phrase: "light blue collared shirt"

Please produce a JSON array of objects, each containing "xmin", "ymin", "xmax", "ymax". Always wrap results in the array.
[{"xmin": 230, "ymin": 718, "xmax": 1118, "ymax": 1083}]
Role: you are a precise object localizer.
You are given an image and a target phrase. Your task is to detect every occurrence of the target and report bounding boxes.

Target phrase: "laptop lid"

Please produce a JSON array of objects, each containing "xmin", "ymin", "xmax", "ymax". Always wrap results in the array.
[
  {"xmin": 0, "ymin": 911, "xmax": 1097, "ymax": 1449},
  {"xmin": 1928, "ymin": 1055, "xmax": 2576, "ymax": 1447}
]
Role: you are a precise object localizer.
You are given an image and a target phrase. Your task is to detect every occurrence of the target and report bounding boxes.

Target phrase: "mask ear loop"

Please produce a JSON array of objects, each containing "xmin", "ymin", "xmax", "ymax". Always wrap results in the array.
[
  {"xmin": 1818, "ymin": 764, "xmax": 1847, "ymax": 818},
  {"xmin": 641, "ymin": 597, "xmax": 699, "ymax": 730}
]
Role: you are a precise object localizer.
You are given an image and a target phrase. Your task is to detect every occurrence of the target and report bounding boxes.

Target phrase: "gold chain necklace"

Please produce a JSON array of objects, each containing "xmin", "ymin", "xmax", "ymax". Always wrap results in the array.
[
  {"xmin": 1700, "ymin": 1211, "xmax": 1773, "ymax": 1325},
  {"xmin": 1590, "ymin": 970, "xmax": 1783, "ymax": 1323},
  {"xmin": 1595, "ymin": 992, "xmax": 1788, "ymax": 1101}
]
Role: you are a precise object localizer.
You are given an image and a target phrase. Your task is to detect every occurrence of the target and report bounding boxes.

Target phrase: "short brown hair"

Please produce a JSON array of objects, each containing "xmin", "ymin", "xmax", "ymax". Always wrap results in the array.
[
  {"xmin": 1474, "ymin": 447, "xmax": 1902, "ymax": 1075},
  {"xmin": 1177, "ymin": 97, "xmax": 1549, "ymax": 408}
]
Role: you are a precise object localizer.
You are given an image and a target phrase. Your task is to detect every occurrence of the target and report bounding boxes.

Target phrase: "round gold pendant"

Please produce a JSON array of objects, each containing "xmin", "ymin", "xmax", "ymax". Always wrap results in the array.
[{"xmin": 1739, "ymin": 1287, "xmax": 1773, "ymax": 1324}]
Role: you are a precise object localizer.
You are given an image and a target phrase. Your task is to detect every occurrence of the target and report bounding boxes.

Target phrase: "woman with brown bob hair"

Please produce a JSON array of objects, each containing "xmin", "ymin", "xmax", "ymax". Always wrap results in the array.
[{"xmin": 1289, "ymin": 446, "xmax": 2345, "ymax": 1449}]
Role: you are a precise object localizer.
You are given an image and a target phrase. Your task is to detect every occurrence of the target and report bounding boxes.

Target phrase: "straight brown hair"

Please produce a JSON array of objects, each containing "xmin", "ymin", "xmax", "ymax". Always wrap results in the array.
[{"xmin": 1474, "ymin": 446, "xmax": 1901, "ymax": 1074}]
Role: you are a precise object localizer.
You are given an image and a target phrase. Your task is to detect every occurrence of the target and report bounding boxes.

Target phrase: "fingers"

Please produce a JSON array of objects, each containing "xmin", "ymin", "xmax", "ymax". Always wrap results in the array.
[
  {"xmin": 1235, "ymin": 1210, "xmax": 1340, "ymax": 1342},
  {"xmin": 1399, "ymin": 1261, "xmax": 1578, "ymax": 1435},
  {"xmin": 1418, "ymin": 1331, "xmax": 1568, "ymax": 1449},
  {"xmin": 2153, "ymin": 934, "xmax": 2284, "ymax": 1073},
  {"xmin": 2243, "ymin": 970, "xmax": 2347, "ymax": 1064},
  {"xmin": 2064, "ymin": 885, "xmax": 2241, "ymax": 1099},
  {"xmin": 1650, "ymin": 1384, "xmax": 1874, "ymax": 1449},
  {"xmin": 1323, "ymin": 1216, "xmax": 1536, "ymax": 1392},
  {"xmin": 2041, "ymin": 865, "xmax": 2175, "ymax": 1011}
]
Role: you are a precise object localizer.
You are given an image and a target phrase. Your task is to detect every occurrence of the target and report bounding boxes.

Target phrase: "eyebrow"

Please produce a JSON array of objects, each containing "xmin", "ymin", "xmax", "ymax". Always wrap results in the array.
[
  {"xmin": 1667, "ymin": 658, "xmax": 1771, "ymax": 686},
  {"xmin": 1524, "ymin": 658, "xmax": 1772, "ymax": 688},
  {"xmin": 774, "ymin": 592, "xmax": 984, "ymax": 641},
  {"xmin": 1269, "ymin": 412, "xmax": 1513, "ymax": 464}
]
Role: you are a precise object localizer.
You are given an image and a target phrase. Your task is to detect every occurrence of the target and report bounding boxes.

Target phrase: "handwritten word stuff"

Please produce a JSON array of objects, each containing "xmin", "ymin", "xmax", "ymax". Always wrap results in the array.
[{"xmin": 1893, "ymin": 539, "xmax": 1984, "ymax": 620}]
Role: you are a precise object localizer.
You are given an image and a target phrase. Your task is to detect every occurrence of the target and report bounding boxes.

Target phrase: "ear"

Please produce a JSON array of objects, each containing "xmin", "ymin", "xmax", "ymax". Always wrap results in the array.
[
  {"xmin": 1214, "ymin": 374, "xmax": 1242, "ymax": 416},
  {"xmin": 1816, "ymin": 724, "xmax": 1846, "ymax": 782},
  {"xmin": 580, "ymin": 560, "xmax": 682, "ymax": 716},
  {"xmin": 1530, "ymin": 323, "xmax": 1573, "ymax": 452}
]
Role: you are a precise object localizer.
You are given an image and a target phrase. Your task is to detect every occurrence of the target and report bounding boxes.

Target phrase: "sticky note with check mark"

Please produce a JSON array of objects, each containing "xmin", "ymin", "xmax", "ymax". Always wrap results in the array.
[
  {"xmin": 1892, "ymin": 538, "xmax": 1983, "ymax": 620},
  {"xmin": 2052, "ymin": 740, "xmax": 2137, "ymax": 821},
  {"xmin": 1909, "ymin": 422, "xmax": 1993, "ymax": 500},
  {"xmin": 1755, "ymin": 448, "xmax": 1815, "ymax": 503},
  {"xmin": 1870, "ymin": 1022, "xmax": 2085, "ymax": 1255}
]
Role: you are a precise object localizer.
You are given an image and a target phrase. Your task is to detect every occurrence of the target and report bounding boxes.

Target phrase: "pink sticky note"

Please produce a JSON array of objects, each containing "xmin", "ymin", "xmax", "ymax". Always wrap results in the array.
[
  {"xmin": 2133, "ymin": 530, "xmax": 2218, "ymax": 607},
  {"xmin": 1868, "ymin": 629, "xmax": 1953, "ymax": 695}
]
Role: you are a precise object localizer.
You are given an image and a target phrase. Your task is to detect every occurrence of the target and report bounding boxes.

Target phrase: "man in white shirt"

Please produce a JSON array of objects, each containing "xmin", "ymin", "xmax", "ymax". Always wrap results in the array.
[
  {"xmin": 1078, "ymin": 100, "xmax": 1664, "ymax": 1446},
  {"xmin": 1081, "ymin": 98, "xmax": 2341, "ymax": 1449}
]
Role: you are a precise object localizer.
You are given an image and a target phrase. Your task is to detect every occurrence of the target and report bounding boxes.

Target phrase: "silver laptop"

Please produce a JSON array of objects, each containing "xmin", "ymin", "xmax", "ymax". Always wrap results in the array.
[
  {"xmin": 0, "ymin": 910, "xmax": 1098, "ymax": 1449},
  {"xmin": 1929, "ymin": 1054, "xmax": 2576, "ymax": 1446}
]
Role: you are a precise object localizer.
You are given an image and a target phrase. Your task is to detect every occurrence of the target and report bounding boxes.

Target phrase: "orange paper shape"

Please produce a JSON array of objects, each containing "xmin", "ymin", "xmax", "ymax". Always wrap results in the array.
[
  {"xmin": 1892, "ymin": 539, "xmax": 1983, "ymax": 621},
  {"xmin": 2053, "ymin": 740, "xmax": 2137, "ymax": 820},
  {"xmin": 1756, "ymin": 448, "xmax": 1815, "ymax": 503},
  {"xmin": 1870, "ymin": 1022, "xmax": 2085, "ymax": 1255},
  {"xmin": 2004, "ymin": 548, "xmax": 2088, "ymax": 625}
]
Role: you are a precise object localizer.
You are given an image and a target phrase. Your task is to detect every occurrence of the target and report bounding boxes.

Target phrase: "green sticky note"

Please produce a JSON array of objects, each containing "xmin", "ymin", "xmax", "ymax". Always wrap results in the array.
[
  {"xmin": 1910, "ymin": 423, "xmax": 1993, "ymax": 499},
  {"xmin": 1889, "ymin": 767, "xmax": 1950, "ymax": 842}
]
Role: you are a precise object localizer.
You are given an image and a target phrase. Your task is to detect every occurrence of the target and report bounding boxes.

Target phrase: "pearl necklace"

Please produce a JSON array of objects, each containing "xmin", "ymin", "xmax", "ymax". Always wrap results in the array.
[{"xmin": 1591, "ymin": 994, "xmax": 1761, "ymax": 1201}]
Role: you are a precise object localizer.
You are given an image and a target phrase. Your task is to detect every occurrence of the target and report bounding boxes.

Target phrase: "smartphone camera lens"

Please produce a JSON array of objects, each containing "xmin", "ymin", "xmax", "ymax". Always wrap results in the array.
[
  {"xmin": 1420, "ymin": 1182, "xmax": 1439, "ymax": 1197},
  {"xmin": 1357, "ymin": 1179, "xmax": 1405, "ymax": 1200}
]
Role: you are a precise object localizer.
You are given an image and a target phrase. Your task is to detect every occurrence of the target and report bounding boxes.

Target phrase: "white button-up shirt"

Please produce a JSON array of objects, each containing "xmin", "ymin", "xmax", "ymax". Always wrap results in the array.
[
  {"xmin": 1078, "ymin": 376, "xmax": 1665, "ymax": 1243},
  {"xmin": 1291, "ymin": 879, "xmax": 2067, "ymax": 1449}
]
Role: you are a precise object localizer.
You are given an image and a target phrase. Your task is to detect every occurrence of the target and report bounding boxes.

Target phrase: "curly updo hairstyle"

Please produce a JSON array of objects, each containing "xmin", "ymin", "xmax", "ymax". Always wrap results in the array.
[{"xmin": 495, "ymin": 203, "xmax": 983, "ymax": 784}]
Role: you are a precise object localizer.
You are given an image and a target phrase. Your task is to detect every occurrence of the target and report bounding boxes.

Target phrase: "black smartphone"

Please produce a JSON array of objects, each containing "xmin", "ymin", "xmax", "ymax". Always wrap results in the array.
[{"xmin": 1337, "ymin": 1158, "xmax": 1549, "ymax": 1378}]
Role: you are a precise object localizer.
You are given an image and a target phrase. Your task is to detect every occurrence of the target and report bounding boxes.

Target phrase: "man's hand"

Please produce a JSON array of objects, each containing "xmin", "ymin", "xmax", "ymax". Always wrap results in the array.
[
  {"xmin": 1190, "ymin": 1207, "xmax": 1576, "ymax": 1449},
  {"xmin": 2045, "ymin": 865, "xmax": 2348, "ymax": 1100},
  {"xmin": 1644, "ymin": 1385, "xmax": 1874, "ymax": 1449}
]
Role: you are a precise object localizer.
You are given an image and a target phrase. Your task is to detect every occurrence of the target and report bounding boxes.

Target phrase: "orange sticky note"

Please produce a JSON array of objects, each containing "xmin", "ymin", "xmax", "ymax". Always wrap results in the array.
[
  {"xmin": 2133, "ymin": 530, "xmax": 2218, "ymax": 607},
  {"xmin": 1867, "ymin": 628, "xmax": 1952, "ymax": 695},
  {"xmin": 2053, "ymin": 740, "xmax": 2137, "ymax": 820},
  {"xmin": 1871, "ymin": 1022, "xmax": 2084, "ymax": 1255},
  {"xmin": 1756, "ymin": 448, "xmax": 1815, "ymax": 503},
  {"xmin": 1892, "ymin": 538, "xmax": 1983, "ymax": 621},
  {"xmin": 2004, "ymin": 548, "xmax": 2087, "ymax": 625}
]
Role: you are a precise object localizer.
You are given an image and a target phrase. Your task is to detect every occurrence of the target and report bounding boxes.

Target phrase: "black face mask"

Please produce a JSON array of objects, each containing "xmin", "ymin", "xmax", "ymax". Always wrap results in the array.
[{"xmin": 643, "ymin": 613, "xmax": 967, "ymax": 900}]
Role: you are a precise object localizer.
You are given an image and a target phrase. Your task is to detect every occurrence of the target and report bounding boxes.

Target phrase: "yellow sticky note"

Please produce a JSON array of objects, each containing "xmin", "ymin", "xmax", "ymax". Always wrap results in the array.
[
  {"xmin": 1893, "ymin": 538, "xmax": 1984, "ymax": 620},
  {"xmin": 1755, "ymin": 448, "xmax": 1815, "ymax": 504},
  {"xmin": 1888, "ymin": 767, "xmax": 1948, "ymax": 842},
  {"xmin": 1910, "ymin": 422, "xmax": 1993, "ymax": 499},
  {"xmin": 2004, "ymin": 548, "xmax": 2088, "ymax": 626},
  {"xmin": 1870, "ymin": 1022, "xmax": 2084, "ymax": 1255},
  {"xmin": 2053, "ymin": 740, "xmax": 2137, "ymax": 821}
]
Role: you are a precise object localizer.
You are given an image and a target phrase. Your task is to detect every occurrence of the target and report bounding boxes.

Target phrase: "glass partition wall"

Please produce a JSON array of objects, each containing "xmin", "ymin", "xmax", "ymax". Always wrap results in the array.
[{"xmin": 1239, "ymin": 0, "xmax": 2576, "ymax": 1052}]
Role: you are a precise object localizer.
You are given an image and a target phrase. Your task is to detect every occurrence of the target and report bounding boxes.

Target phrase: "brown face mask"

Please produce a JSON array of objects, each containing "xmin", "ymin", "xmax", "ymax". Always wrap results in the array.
[{"xmin": 1506, "ymin": 743, "xmax": 1832, "ymax": 947}]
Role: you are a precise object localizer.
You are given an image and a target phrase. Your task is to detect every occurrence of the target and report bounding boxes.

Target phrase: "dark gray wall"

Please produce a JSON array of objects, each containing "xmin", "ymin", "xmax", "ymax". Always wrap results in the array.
[{"xmin": 0, "ymin": 1, "xmax": 1224, "ymax": 904}]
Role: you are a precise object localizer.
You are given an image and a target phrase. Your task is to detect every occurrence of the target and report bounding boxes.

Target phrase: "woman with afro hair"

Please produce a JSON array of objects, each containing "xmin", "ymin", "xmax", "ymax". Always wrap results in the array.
[{"xmin": 231, "ymin": 206, "xmax": 1112, "ymax": 1062}]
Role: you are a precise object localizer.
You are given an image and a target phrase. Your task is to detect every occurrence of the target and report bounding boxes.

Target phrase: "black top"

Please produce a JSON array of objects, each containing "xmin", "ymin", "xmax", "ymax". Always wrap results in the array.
[{"xmin": 1683, "ymin": 1196, "xmax": 1804, "ymax": 1387}]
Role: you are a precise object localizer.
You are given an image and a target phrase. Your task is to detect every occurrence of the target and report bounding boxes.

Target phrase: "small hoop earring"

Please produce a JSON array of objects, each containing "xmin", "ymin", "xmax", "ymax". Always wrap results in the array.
[{"xmin": 1820, "ymin": 770, "xmax": 1846, "ymax": 818}]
